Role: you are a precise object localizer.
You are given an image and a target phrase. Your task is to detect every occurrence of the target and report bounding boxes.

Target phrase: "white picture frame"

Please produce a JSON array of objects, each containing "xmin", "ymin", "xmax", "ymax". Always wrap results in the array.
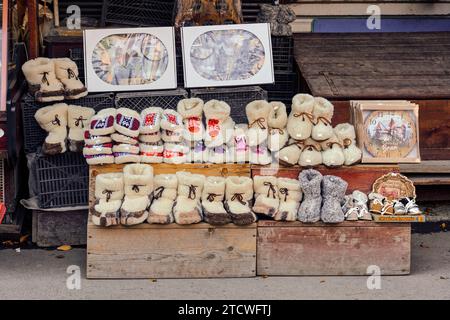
[
  {"xmin": 84, "ymin": 27, "xmax": 177, "ymax": 92},
  {"xmin": 181, "ymin": 23, "xmax": 274, "ymax": 88}
]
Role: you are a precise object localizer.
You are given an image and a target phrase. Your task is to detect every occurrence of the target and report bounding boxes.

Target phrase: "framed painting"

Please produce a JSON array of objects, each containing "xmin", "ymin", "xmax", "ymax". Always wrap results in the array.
[
  {"xmin": 352, "ymin": 101, "xmax": 421, "ymax": 163},
  {"xmin": 84, "ymin": 27, "xmax": 177, "ymax": 92},
  {"xmin": 181, "ymin": 23, "xmax": 274, "ymax": 88}
]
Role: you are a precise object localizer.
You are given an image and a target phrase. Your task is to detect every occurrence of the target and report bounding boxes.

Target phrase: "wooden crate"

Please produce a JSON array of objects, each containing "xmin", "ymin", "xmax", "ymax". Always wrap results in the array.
[
  {"xmin": 32, "ymin": 209, "xmax": 88, "ymax": 247},
  {"xmin": 257, "ymin": 221, "xmax": 411, "ymax": 276},
  {"xmin": 87, "ymin": 222, "xmax": 256, "ymax": 279},
  {"xmin": 251, "ymin": 164, "xmax": 399, "ymax": 194},
  {"xmin": 87, "ymin": 163, "xmax": 256, "ymax": 279}
]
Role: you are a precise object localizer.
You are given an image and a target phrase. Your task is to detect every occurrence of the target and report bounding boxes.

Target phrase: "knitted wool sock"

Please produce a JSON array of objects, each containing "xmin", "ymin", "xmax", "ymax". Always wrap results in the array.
[
  {"xmin": 148, "ymin": 174, "xmax": 178, "ymax": 224},
  {"xmin": 34, "ymin": 103, "xmax": 68, "ymax": 155},
  {"xmin": 202, "ymin": 176, "xmax": 230, "ymax": 225},
  {"xmin": 287, "ymin": 94, "xmax": 315, "ymax": 140},
  {"xmin": 298, "ymin": 169, "xmax": 323, "ymax": 223},
  {"xmin": 173, "ymin": 172, "xmax": 205, "ymax": 225},
  {"xmin": 320, "ymin": 175, "xmax": 347, "ymax": 223}
]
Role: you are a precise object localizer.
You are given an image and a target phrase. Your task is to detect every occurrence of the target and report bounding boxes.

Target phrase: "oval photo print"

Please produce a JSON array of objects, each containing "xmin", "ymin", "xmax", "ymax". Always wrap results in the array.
[
  {"xmin": 92, "ymin": 33, "xmax": 168, "ymax": 86},
  {"xmin": 190, "ymin": 29, "xmax": 265, "ymax": 81}
]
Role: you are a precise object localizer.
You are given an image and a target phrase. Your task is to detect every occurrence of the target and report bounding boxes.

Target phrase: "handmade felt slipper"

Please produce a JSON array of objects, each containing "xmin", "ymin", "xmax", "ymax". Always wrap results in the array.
[
  {"xmin": 287, "ymin": 94, "xmax": 315, "ymax": 140},
  {"xmin": 202, "ymin": 176, "xmax": 231, "ymax": 225},
  {"xmin": 53, "ymin": 58, "xmax": 88, "ymax": 100},
  {"xmin": 67, "ymin": 105, "xmax": 95, "ymax": 152},
  {"xmin": 148, "ymin": 174, "xmax": 178, "ymax": 224},
  {"xmin": 177, "ymin": 98, "xmax": 205, "ymax": 142}
]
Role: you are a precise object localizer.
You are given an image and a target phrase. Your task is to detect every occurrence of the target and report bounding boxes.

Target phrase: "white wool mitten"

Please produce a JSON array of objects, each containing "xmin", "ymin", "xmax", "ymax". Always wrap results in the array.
[
  {"xmin": 67, "ymin": 105, "xmax": 95, "ymax": 152},
  {"xmin": 267, "ymin": 102, "xmax": 289, "ymax": 152},
  {"xmin": 246, "ymin": 100, "xmax": 271, "ymax": 147},
  {"xmin": 203, "ymin": 100, "xmax": 234, "ymax": 148},
  {"xmin": 53, "ymin": 58, "xmax": 88, "ymax": 100},
  {"xmin": 177, "ymin": 98, "xmax": 205, "ymax": 142},
  {"xmin": 202, "ymin": 176, "xmax": 230, "ymax": 225},
  {"xmin": 311, "ymin": 97, "xmax": 334, "ymax": 141},
  {"xmin": 140, "ymin": 107, "xmax": 163, "ymax": 134},
  {"xmin": 140, "ymin": 142, "xmax": 164, "ymax": 163},
  {"xmin": 147, "ymin": 174, "xmax": 178, "ymax": 224},
  {"xmin": 89, "ymin": 108, "xmax": 116, "ymax": 136},
  {"xmin": 224, "ymin": 176, "xmax": 256, "ymax": 225},
  {"xmin": 22, "ymin": 57, "xmax": 65, "ymax": 102},
  {"xmin": 274, "ymin": 177, "xmax": 302, "ymax": 221},
  {"xmin": 114, "ymin": 108, "xmax": 141, "ymax": 138},
  {"xmin": 34, "ymin": 103, "xmax": 68, "ymax": 155},
  {"xmin": 163, "ymin": 143, "xmax": 189, "ymax": 164},
  {"xmin": 91, "ymin": 173, "xmax": 123, "ymax": 227},
  {"xmin": 321, "ymin": 134, "xmax": 345, "ymax": 168},
  {"xmin": 173, "ymin": 172, "xmax": 205, "ymax": 225},
  {"xmin": 287, "ymin": 94, "xmax": 315, "ymax": 140},
  {"xmin": 298, "ymin": 138, "xmax": 322, "ymax": 167},
  {"xmin": 252, "ymin": 175, "xmax": 279, "ymax": 218},
  {"xmin": 275, "ymin": 139, "xmax": 304, "ymax": 167},
  {"xmin": 120, "ymin": 164, "xmax": 153, "ymax": 226},
  {"xmin": 334, "ymin": 123, "xmax": 362, "ymax": 166}
]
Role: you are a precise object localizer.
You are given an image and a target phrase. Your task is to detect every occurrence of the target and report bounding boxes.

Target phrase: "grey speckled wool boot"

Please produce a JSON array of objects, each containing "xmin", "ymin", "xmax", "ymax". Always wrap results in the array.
[
  {"xmin": 297, "ymin": 169, "xmax": 323, "ymax": 223},
  {"xmin": 321, "ymin": 175, "xmax": 348, "ymax": 223}
]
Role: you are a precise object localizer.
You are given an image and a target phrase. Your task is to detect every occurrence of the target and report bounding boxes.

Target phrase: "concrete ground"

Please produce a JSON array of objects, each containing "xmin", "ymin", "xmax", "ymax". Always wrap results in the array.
[{"xmin": 0, "ymin": 232, "xmax": 449, "ymax": 300}]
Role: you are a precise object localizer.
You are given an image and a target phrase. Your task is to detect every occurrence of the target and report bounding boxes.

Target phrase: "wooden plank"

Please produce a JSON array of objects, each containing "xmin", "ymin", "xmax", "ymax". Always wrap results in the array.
[
  {"xmin": 87, "ymin": 222, "xmax": 257, "ymax": 278},
  {"xmin": 400, "ymin": 161, "xmax": 450, "ymax": 173},
  {"xmin": 407, "ymin": 174, "xmax": 450, "ymax": 186},
  {"xmin": 257, "ymin": 222, "xmax": 411, "ymax": 275},
  {"xmin": 258, "ymin": 220, "xmax": 396, "ymax": 228},
  {"xmin": 251, "ymin": 164, "xmax": 398, "ymax": 194}
]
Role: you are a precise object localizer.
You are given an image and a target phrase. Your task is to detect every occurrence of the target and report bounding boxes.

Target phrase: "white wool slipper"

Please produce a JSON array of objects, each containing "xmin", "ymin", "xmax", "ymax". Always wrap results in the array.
[
  {"xmin": 161, "ymin": 129, "xmax": 183, "ymax": 143},
  {"xmin": 275, "ymin": 139, "xmax": 304, "ymax": 167},
  {"xmin": 114, "ymin": 108, "xmax": 141, "ymax": 138},
  {"xmin": 85, "ymin": 154, "xmax": 115, "ymax": 165},
  {"xmin": 230, "ymin": 124, "xmax": 249, "ymax": 163},
  {"xmin": 311, "ymin": 97, "xmax": 334, "ymax": 141},
  {"xmin": 274, "ymin": 177, "xmax": 302, "ymax": 221},
  {"xmin": 203, "ymin": 100, "xmax": 233, "ymax": 148},
  {"xmin": 160, "ymin": 109, "xmax": 183, "ymax": 132},
  {"xmin": 188, "ymin": 141, "xmax": 209, "ymax": 163},
  {"xmin": 84, "ymin": 130, "xmax": 112, "ymax": 145},
  {"xmin": 148, "ymin": 174, "xmax": 178, "ymax": 224},
  {"xmin": 53, "ymin": 58, "xmax": 88, "ymax": 99},
  {"xmin": 299, "ymin": 138, "xmax": 322, "ymax": 167},
  {"xmin": 224, "ymin": 176, "xmax": 256, "ymax": 225},
  {"xmin": 177, "ymin": 98, "xmax": 205, "ymax": 142},
  {"xmin": 95, "ymin": 172, "xmax": 124, "ymax": 201},
  {"xmin": 334, "ymin": 123, "xmax": 362, "ymax": 166},
  {"xmin": 267, "ymin": 102, "xmax": 289, "ymax": 152},
  {"xmin": 113, "ymin": 144, "xmax": 140, "ymax": 163},
  {"xmin": 201, "ymin": 176, "xmax": 230, "ymax": 225},
  {"xmin": 67, "ymin": 105, "xmax": 95, "ymax": 152},
  {"xmin": 163, "ymin": 143, "xmax": 189, "ymax": 164},
  {"xmin": 321, "ymin": 135, "xmax": 345, "ymax": 168},
  {"xmin": 22, "ymin": 57, "xmax": 65, "ymax": 102},
  {"xmin": 246, "ymin": 100, "xmax": 271, "ymax": 147},
  {"xmin": 208, "ymin": 145, "xmax": 231, "ymax": 164},
  {"xmin": 111, "ymin": 133, "xmax": 139, "ymax": 145},
  {"xmin": 34, "ymin": 103, "xmax": 68, "ymax": 155},
  {"xmin": 287, "ymin": 94, "xmax": 315, "ymax": 140},
  {"xmin": 173, "ymin": 172, "xmax": 205, "ymax": 225},
  {"xmin": 139, "ymin": 131, "xmax": 161, "ymax": 143},
  {"xmin": 112, "ymin": 143, "xmax": 140, "ymax": 155},
  {"xmin": 83, "ymin": 142, "xmax": 113, "ymax": 156},
  {"xmin": 253, "ymin": 175, "xmax": 279, "ymax": 218},
  {"xmin": 90, "ymin": 108, "xmax": 116, "ymax": 136},
  {"xmin": 140, "ymin": 107, "xmax": 163, "ymax": 134},
  {"xmin": 140, "ymin": 142, "xmax": 164, "ymax": 163},
  {"xmin": 249, "ymin": 144, "xmax": 272, "ymax": 165},
  {"xmin": 91, "ymin": 199, "xmax": 122, "ymax": 227}
]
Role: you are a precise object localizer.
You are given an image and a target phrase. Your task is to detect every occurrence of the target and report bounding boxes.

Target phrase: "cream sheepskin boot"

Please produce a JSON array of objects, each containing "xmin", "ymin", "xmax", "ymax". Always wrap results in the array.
[
  {"xmin": 334, "ymin": 123, "xmax": 362, "ymax": 166},
  {"xmin": 287, "ymin": 94, "xmax": 315, "ymax": 140},
  {"xmin": 202, "ymin": 176, "xmax": 230, "ymax": 225},
  {"xmin": 113, "ymin": 144, "xmax": 141, "ymax": 164},
  {"xmin": 91, "ymin": 173, "xmax": 123, "ymax": 227},
  {"xmin": 298, "ymin": 138, "xmax": 322, "ymax": 167},
  {"xmin": 139, "ymin": 131, "xmax": 161, "ymax": 143},
  {"xmin": 160, "ymin": 109, "xmax": 183, "ymax": 132},
  {"xmin": 120, "ymin": 164, "xmax": 153, "ymax": 226},
  {"xmin": 275, "ymin": 139, "xmax": 304, "ymax": 167},
  {"xmin": 140, "ymin": 107, "xmax": 163, "ymax": 135},
  {"xmin": 163, "ymin": 143, "xmax": 189, "ymax": 164},
  {"xmin": 67, "ymin": 105, "xmax": 95, "ymax": 152},
  {"xmin": 274, "ymin": 177, "xmax": 302, "ymax": 221},
  {"xmin": 252, "ymin": 175, "xmax": 279, "ymax": 218},
  {"xmin": 320, "ymin": 175, "xmax": 347, "ymax": 223},
  {"xmin": 249, "ymin": 144, "xmax": 272, "ymax": 165},
  {"xmin": 203, "ymin": 100, "xmax": 234, "ymax": 148},
  {"xmin": 298, "ymin": 169, "xmax": 322, "ymax": 223},
  {"xmin": 311, "ymin": 97, "xmax": 334, "ymax": 141},
  {"xmin": 321, "ymin": 134, "xmax": 345, "ymax": 168},
  {"xmin": 84, "ymin": 130, "xmax": 112, "ymax": 146},
  {"xmin": 267, "ymin": 102, "xmax": 289, "ymax": 152},
  {"xmin": 177, "ymin": 98, "xmax": 204, "ymax": 142},
  {"xmin": 208, "ymin": 144, "xmax": 231, "ymax": 164},
  {"xmin": 173, "ymin": 172, "xmax": 205, "ymax": 225},
  {"xmin": 53, "ymin": 58, "xmax": 88, "ymax": 99},
  {"xmin": 114, "ymin": 108, "xmax": 141, "ymax": 138},
  {"xmin": 246, "ymin": 100, "xmax": 271, "ymax": 147},
  {"xmin": 140, "ymin": 142, "xmax": 164, "ymax": 163},
  {"xmin": 22, "ymin": 57, "xmax": 65, "ymax": 102},
  {"xmin": 224, "ymin": 176, "xmax": 257, "ymax": 225},
  {"xmin": 188, "ymin": 141, "xmax": 209, "ymax": 163},
  {"xmin": 89, "ymin": 108, "xmax": 116, "ymax": 136},
  {"xmin": 231, "ymin": 124, "xmax": 249, "ymax": 163},
  {"xmin": 111, "ymin": 133, "xmax": 139, "ymax": 145},
  {"xmin": 34, "ymin": 103, "xmax": 68, "ymax": 155},
  {"xmin": 147, "ymin": 174, "xmax": 177, "ymax": 224}
]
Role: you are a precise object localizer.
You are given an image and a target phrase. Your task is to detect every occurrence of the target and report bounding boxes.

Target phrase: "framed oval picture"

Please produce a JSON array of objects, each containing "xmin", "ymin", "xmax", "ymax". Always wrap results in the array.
[
  {"xmin": 181, "ymin": 23, "xmax": 274, "ymax": 88},
  {"xmin": 84, "ymin": 27, "xmax": 177, "ymax": 92}
]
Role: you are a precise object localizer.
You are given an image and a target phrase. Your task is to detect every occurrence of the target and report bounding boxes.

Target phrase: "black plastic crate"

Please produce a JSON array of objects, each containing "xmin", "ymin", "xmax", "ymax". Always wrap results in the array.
[
  {"xmin": 271, "ymin": 36, "xmax": 294, "ymax": 71},
  {"xmin": 190, "ymin": 86, "xmax": 268, "ymax": 123},
  {"xmin": 101, "ymin": 0, "xmax": 175, "ymax": 27},
  {"xmin": 262, "ymin": 71, "xmax": 298, "ymax": 93},
  {"xmin": 22, "ymin": 93, "xmax": 115, "ymax": 154},
  {"xmin": 31, "ymin": 152, "xmax": 89, "ymax": 209},
  {"xmin": 115, "ymin": 89, "xmax": 189, "ymax": 112}
]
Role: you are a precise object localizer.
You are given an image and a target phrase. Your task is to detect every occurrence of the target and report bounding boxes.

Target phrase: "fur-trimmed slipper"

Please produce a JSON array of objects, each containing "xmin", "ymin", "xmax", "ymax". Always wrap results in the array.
[
  {"xmin": 53, "ymin": 58, "xmax": 88, "ymax": 100},
  {"xmin": 177, "ymin": 98, "xmax": 205, "ymax": 142},
  {"xmin": 202, "ymin": 176, "xmax": 230, "ymax": 225},
  {"xmin": 224, "ymin": 176, "xmax": 257, "ymax": 225},
  {"xmin": 148, "ymin": 174, "xmax": 178, "ymax": 224},
  {"xmin": 173, "ymin": 172, "xmax": 205, "ymax": 225},
  {"xmin": 287, "ymin": 94, "xmax": 315, "ymax": 140}
]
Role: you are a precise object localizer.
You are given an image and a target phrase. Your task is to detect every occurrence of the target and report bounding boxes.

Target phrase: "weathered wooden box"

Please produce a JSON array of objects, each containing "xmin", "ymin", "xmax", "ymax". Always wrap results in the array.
[{"xmin": 257, "ymin": 221, "xmax": 411, "ymax": 276}]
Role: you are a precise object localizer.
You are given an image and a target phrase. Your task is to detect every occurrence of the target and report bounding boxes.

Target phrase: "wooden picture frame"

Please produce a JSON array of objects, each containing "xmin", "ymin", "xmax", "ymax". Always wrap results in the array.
[
  {"xmin": 351, "ymin": 101, "xmax": 421, "ymax": 163},
  {"xmin": 372, "ymin": 172, "xmax": 417, "ymax": 200}
]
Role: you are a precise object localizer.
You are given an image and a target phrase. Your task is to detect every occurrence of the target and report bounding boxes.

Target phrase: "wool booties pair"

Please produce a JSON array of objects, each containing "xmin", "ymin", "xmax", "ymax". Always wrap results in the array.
[
  {"xmin": 246, "ymin": 100, "xmax": 272, "ymax": 165},
  {"xmin": 34, "ymin": 103, "xmax": 95, "ymax": 155},
  {"xmin": 139, "ymin": 107, "xmax": 164, "ymax": 163},
  {"xmin": 204, "ymin": 100, "xmax": 235, "ymax": 147},
  {"xmin": 252, "ymin": 175, "xmax": 302, "ymax": 221},
  {"xmin": 298, "ymin": 169, "xmax": 348, "ymax": 224},
  {"xmin": 342, "ymin": 191, "xmax": 372, "ymax": 221},
  {"xmin": 22, "ymin": 57, "xmax": 87, "ymax": 102},
  {"xmin": 112, "ymin": 108, "xmax": 141, "ymax": 164},
  {"xmin": 161, "ymin": 109, "xmax": 189, "ymax": 164},
  {"xmin": 91, "ymin": 164, "xmax": 153, "ymax": 227},
  {"xmin": 84, "ymin": 108, "xmax": 116, "ymax": 165}
]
